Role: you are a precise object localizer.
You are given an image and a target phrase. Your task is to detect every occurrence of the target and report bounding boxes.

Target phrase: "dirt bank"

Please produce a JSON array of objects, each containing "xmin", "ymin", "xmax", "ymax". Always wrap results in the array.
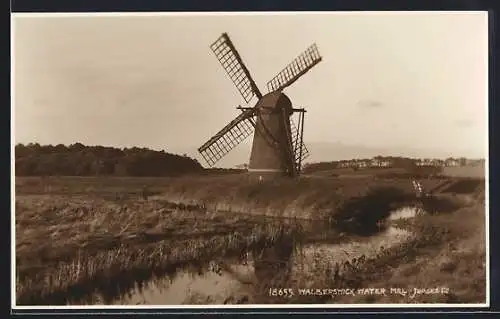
[
  {"xmin": 273, "ymin": 191, "xmax": 487, "ymax": 305},
  {"xmin": 152, "ymin": 174, "xmax": 448, "ymax": 220}
]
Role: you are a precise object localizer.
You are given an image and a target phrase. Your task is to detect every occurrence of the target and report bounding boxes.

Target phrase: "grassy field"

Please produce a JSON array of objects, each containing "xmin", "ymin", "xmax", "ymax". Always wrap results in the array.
[
  {"xmin": 14, "ymin": 169, "xmax": 486, "ymax": 305},
  {"xmin": 442, "ymin": 165, "xmax": 486, "ymax": 178}
]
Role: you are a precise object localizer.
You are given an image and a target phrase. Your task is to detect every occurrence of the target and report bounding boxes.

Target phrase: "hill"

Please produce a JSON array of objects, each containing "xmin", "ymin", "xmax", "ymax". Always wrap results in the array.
[{"xmin": 14, "ymin": 143, "xmax": 204, "ymax": 177}]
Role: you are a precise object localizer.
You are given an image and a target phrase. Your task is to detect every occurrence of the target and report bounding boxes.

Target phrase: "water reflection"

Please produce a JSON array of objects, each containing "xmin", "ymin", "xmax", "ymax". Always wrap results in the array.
[
  {"xmin": 111, "ymin": 207, "xmax": 419, "ymax": 305},
  {"xmin": 293, "ymin": 226, "xmax": 411, "ymax": 280},
  {"xmin": 388, "ymin": 206, "xmax": 424, "ymax": 221},
  {"xmin": 117, "ymin": 269, "xmax": 248, "ymax": 305}
]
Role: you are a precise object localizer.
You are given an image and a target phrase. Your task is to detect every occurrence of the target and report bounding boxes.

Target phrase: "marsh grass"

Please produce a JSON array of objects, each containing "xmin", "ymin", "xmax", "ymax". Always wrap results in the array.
[
  {"xmin": 294, "ymin": 202, "xmax": 486, "ymax": 304},
  {"xmin": 153, "ymin": 175, "xmax": 442, "ymax": 220},
  {"xmin": 253, "ymin": 188, "xmax": 485, "ymax": 304},
  {"xmin": 15, "ymin": 175, "xmax": 483, "ymax": 305},
  {"xmin": 440, "ymin": 178, "xmax": 484, "ymax": 195},
  {"xmin": 14, "ymin": 182, "xmax": 415, "ymax": 305},
  {"xmin": 17, "ymin": 230, "xmax": 296, "ymax": 305},
  {"xmin": 16, "ymin": 195, "xmax": 305, "ymax": 305}
]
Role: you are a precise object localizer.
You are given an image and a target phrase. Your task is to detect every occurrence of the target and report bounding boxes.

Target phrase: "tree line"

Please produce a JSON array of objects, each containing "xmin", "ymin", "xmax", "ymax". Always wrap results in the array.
[
  {"xmin": 15, "ymin": 143, "xmax": 204, "ymax": 177},
  {"xmin": 303, "ymin": 156, "xmax": 438, "ymax": 174}
]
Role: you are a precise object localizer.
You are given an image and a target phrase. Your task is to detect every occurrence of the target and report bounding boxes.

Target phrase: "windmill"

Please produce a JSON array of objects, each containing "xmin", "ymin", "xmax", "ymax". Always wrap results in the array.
[{"xmin": 198, "ymin": 33, "xmax": 322, "ymax": 178}]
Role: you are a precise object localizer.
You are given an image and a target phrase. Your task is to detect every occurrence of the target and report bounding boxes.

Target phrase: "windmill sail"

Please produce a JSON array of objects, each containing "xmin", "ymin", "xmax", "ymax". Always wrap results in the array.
[
  {"xmin": 210, "ymin": 33, "xmax": 262, "ymax": 103},
  {"xmin": 198, "ymin": 108, "xmax": 256, "ymax": 167},
  {"xmin": 266, "ymin": 43, "xmax": 322, "ymax": 92}
]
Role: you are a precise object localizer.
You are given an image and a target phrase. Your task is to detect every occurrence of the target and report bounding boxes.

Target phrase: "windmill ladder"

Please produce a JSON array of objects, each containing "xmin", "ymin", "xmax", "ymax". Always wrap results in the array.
[{"xmin": 281, "ymin": 108, "xmax": 298, "ymax": 177}]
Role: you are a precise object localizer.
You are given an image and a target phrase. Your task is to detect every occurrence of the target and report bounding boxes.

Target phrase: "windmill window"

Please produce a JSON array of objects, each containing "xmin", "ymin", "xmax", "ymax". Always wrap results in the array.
[
  {"xmin": 221, "ymin": 56, "xmax": 230, "ymax": 65},
  {"xmin": 298, "ymin": 56, "xmax": 304, "ymax": 68},
  {"xmin": 300, "ymin": 56, "xmax": 307, "ymax": 68},
  {"xmin": 238, "ymin": 122, "xmax": 247, "ymax": 134},
  {"xmin": 235, "ymin": 71, "xmax": 245, "ymax": 84},
  {"xmin": 226, "ymin": 52, "xmax": 236, "ymax": 63},
  {"xmin": 228, "ymin": 59, "xmax": 240, "ymax": 72},
  {"xmin": 220, "ymin": 53, "xmax": 231, "ymax": 64},
  {"xmin": 292, "ymin": 64, "xmax": 299, "ymax": 75},
  {"xmin": 228, "ymin": 129, "xmax": 237, "ymax": 141},
  {"xmin": 219, "ymin": 140, "xmax": 229, "ymax": 153},
  {"xmin": 206, "ymin": 147, "xmax": 216, "ymax": 158},
  {"xmin": 236, "ymin": 78, "xmax": 245, "ymax": 88},
  {"xmin": 226, "ymin": 61, "xmax": 237, "ymax": 74},
  {"xmin": 206, "ymin": 149, "xmax": 217, "ymax": 163},
  {"xmin": 218, "ymin": 139, "xmax": 227, "ymax": 152},
  {"xmin": 213, "ymin": 46, "xmax": 222, "ymax": 56},
  {"xmin": 221, "ymin": 47, "xmax": 231, "ymax": 56},
  {"xmin": 235, "ymin": 125, "xmax": 242, "ymax": 136},
  {"xmin": 222, "ymin": 134, "xmax": 233, "ymax": 148},
  {"xmin": 213, "ymin": 142, "xmax": 223, "ymax": 155}
]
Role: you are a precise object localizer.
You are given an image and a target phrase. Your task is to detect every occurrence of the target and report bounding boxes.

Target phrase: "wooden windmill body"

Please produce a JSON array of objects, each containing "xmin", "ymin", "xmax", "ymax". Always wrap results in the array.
[{"xmin": 198, "ymin": 33, "xmax": 322, "ymax": 179}]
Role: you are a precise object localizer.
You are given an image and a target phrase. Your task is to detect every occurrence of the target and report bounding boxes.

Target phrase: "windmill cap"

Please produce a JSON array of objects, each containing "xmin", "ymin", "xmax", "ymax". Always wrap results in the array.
[{"xmin": 255, "ymin": 91, "xmax": 293, "ymax": 113}]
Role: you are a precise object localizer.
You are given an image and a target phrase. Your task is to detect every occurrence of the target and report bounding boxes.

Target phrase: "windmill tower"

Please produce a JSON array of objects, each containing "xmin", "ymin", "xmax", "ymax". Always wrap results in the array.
[{"xmin": 198, "ymin": 33, "xmax": 322, "ymax": 179}]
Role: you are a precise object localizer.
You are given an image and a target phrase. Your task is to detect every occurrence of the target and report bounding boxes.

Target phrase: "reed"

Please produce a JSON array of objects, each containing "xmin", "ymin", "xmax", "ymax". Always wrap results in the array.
[{"xmin": 16, "ymin": 205, "xmax": 304, "ymax": 305}]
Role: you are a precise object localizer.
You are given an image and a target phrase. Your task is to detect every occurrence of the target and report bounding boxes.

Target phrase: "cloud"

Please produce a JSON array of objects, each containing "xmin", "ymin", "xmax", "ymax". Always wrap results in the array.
[{"xmin": 357, "ymin": 99, "xmax": 384, "ymax": 109}]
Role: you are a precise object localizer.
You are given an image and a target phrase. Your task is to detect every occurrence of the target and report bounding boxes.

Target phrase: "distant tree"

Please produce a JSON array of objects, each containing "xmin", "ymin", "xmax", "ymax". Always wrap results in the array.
[
  {"xmin": 69, "ymin": 142, "xmax": 85, "ymax": 152},
  {"xmin": 14, "ymin": 143, "xmax": 203, "ymax": 177},
  {"xmin": 114, "ymin": 162, "xmax": 129, "ymax": 176},
  {"xmin": 458, "ymin": 157, "xmax": 467, "ymax": 166}
]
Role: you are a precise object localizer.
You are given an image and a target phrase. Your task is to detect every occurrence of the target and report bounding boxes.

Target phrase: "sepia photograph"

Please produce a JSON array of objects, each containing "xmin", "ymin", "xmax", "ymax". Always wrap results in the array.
[{"xmin": 12, "ymin": 11, "xmax": 488, "ymax": 307}]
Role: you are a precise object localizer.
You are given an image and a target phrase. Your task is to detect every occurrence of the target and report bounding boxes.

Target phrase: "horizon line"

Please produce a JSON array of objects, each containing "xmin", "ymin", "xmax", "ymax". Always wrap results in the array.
[{"xmin": 12, "ymin": 141, "xmax": 485, "ymax": 161}]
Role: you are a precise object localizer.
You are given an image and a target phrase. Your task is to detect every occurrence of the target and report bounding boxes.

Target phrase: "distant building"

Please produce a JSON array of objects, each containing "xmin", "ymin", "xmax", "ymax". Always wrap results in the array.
[
  {"xmin": 380, "ymin": 160, "xmax": 392, "ymax": 167},
  {"xmin": 336, "ymin": 157, "xmax": 394, "ymax": 169},
  {"xmin": 416, "ymin": 159, "xmax": 427, "ymax": 166},
  {"xmin": 465, "ymin": 158, "xmax": 482, "ymax": 166},
  {"xmin": 357, "ymin": 160, "xmax": 369, "ymax": 168},
  {"xmin": 370, "ymin": 158, "xmax": 391, "ymax": 168},
  {"xmin": 338, "ymin": 161, "xmax": 351, "ymax": 168},
  {"xmin": 370, "ymin": 158, "xmax": 382, "ymax": 167},
  {"xmin": 444, "ymin": 158, "xmax": 460, "ymax": 167}
]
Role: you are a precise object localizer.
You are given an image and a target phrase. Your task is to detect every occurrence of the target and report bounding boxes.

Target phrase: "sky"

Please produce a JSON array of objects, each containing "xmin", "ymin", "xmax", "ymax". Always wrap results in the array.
[{"xmin": 13, "ymin": 12, "xmax": 488, "ymax": 167}]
